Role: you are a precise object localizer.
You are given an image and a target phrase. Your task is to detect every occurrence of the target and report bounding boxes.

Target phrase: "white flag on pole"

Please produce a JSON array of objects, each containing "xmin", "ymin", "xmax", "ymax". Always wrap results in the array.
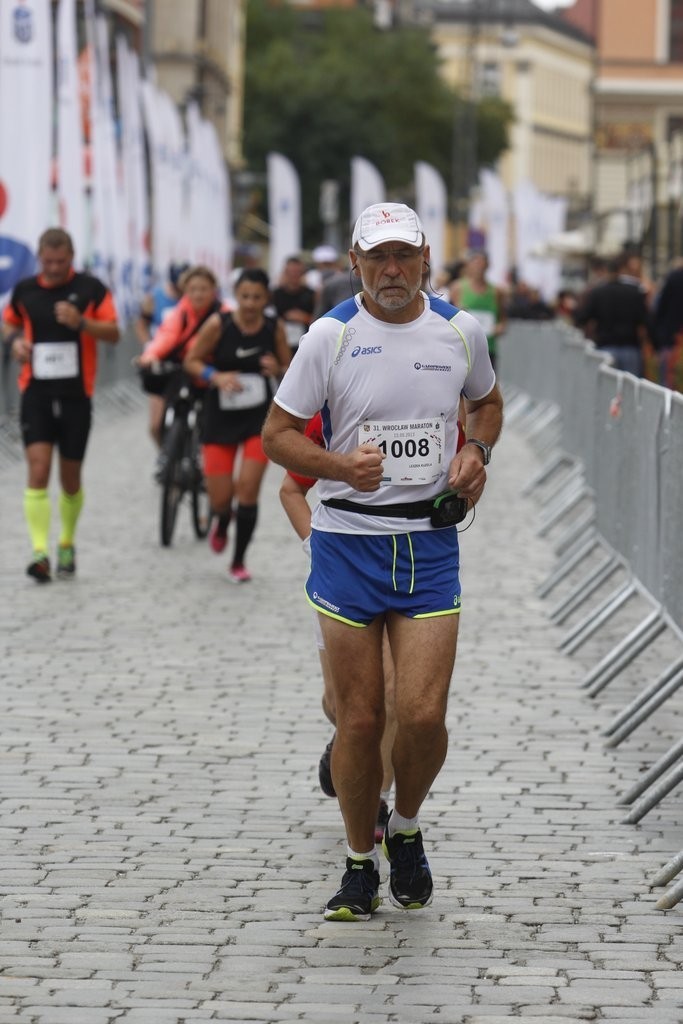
[
  {"xmin": 479, "ymin": 169, "xmax": 509, "ymax": 289},
  {"xmin": 116, "ymin": 37, "xmax": 151, "ymax": 304},
  {"xmin": 350, "ymin": 156, "xmax": 385, "ymax": 223},
  {"xmin": 0, "ymin": 0, "xmax": 53, "ymax": 300},
  {"xmin": 267, "ymin": 152, "xmax": 301, "ymax": 284},
  {"xmin": 142, "ymin": 81, "xmax": 187, "ymax": 281},
  {"xmin": 414, "ymin": 161, "xmax": 447, "ymax": 283},
  {"xmin": 56, "ymin": 0, "xmax": 86, "ymax": 265}
]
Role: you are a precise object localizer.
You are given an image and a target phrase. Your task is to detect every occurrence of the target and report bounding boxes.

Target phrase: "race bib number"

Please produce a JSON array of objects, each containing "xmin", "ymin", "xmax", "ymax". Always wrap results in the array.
[
  {"xmin": 284, "ymin": 321, "xmax": 304, "ymax": 348},
  {"xmin": 32, "ymin": 341, "xmax": 79, "ymax": 380},
  {"xmin": 359, "ymin": 417, "xmax": 445, "ymax": 485},
  {"xmin": 218, "ymin": 373, "xmax": 268, "ymax": 411},
  {"xmin": 469, "ymin": 309, "xmax": 496, "ymax": 335}
]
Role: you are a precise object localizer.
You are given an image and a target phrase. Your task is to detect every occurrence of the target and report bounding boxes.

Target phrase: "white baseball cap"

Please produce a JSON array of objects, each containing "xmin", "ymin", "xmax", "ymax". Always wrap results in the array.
[
  {"xmin": 352, "ymin": 203, "xmax": 425, "ymax": 252},
  {"xmin": 312, "ymin": 244, "xmax": 339, "ymax": 264}
]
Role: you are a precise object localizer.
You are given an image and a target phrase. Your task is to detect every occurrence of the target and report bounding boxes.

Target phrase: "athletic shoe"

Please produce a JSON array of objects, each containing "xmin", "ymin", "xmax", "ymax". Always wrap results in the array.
[
  {"xmin": 323, "ymin": 857, "xmax": 381, "ymax": 922},
  {"xmin": 228, "ymin": 564, "xmax": 252, "ymax": 583},
  {"xmin": 318, "ymin": 734, "xmax": 336, "ymax": 797},
  {"xmin": 375, "ymin": 799, "xmax": 390, "ymax": 844},
  {"xmin": 382, "ymin": 827, "xmax": 433, "ymax": 910},
  {"xmin": 26, "ymin": 556, "xmax": 51, "ymax": 583},
  {"xmin": 56, "ymin": 544, "xmax": 76, "ymax": 580},
  {"xmin": 208, "ymin": 516, "xmax": 229, "ymax": 553}
]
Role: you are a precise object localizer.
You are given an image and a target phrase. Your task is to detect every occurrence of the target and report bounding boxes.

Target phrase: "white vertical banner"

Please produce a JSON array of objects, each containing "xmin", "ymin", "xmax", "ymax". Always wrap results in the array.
[
  {"xmin": 480, "ymin": 169, "xmax": 509, "ymax": 289},
  {"xmin": 164, "ymin": 92, "xmax": 188, "ymax": 267},
  {"xmin": 96, "ymin": 16, "xmax": 128, "ymax": 309},
  {"xmin": 186, "ymin": 102, "xmax": 209, "ymax": 268},
  {"xmin": 267, "ymin": 152, "xmax": 301, "ymax": 284},
  {"xmin": 350, "ymin": 156, "xmax": 385, "ymax": 223},
  {"xmin": 141, "ymin": 79, "xmax": 167, "ymax": 279},
  {"xmin": 513, "ymin": 180, "xmax": 546, "ymax": 293},
  {"xmin": 0, "ymin": 0, "xmax": 53, "ymax": 300},
  {"xmin": 56, "ymin": 0, "xmax": 86, "ymax": 265},
  {"xmin": 116, "ymin": 37, "xmax": 151, "ymax": 303},
  {"xmin": 205, "ymin": 119, "xmax": 232, "ymax": 289},
  {"xmin": 538, "ymin": 194, "xmax": 567, "ymax": 302},
  {"xmin": 414, "ymin": 161, "xmax": 447, "ymax": 283},
  {"xmin": 142, "ymin": 81, "xmax": 187, "ymax": 280}
]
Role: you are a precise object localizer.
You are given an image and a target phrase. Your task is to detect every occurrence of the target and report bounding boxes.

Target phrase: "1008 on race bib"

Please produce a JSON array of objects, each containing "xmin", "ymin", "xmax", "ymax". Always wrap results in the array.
[{"xmin": 358, "ymin": 416, "xmax": 445, "ymax": 485}]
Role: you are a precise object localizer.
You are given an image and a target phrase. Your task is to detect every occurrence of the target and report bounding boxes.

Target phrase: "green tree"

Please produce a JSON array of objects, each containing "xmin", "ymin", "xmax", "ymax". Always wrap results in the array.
[{"xmin": 243, "ymin": 1, "xmax": 513, "ymax": 245}]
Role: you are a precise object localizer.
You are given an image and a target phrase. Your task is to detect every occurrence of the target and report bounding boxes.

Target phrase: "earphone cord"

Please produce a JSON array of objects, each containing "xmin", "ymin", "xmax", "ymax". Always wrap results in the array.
[{"xmin": 457, "ymin": 497, "xmax": 476, "ymax": 533}]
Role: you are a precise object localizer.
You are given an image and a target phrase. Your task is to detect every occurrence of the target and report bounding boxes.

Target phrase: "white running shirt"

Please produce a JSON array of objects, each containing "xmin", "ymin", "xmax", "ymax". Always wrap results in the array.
[{"xmin": 273, "ymin": 291, "xmax": 496, "ymax": 534}]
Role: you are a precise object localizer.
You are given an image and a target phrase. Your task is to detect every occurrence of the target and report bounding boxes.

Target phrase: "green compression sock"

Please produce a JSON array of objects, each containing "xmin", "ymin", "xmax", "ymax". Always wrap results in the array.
[
  {"xmin": 59, "ymin": 489, "xmax": 84, "ymax": 546},
  {"xmin": 24, "ymin": 488, "xmax": 51, "ymax": 556}
]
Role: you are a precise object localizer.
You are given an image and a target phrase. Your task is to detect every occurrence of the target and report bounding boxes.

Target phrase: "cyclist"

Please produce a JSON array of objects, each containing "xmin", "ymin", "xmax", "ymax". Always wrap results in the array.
[
  {"xmin": 1, "ymin": 227, "xmax": 120, "ymax": 581},
  {"xmin": 183, "ymin": 268, "xmax": 291, "ymax": 582},
  {"xmin": 135, "ymin": 262, "xmax": 188, "ymax": 447},
  {"xmin": 137, "ymin": 265, "xmax": 224, "ymax": 449}
]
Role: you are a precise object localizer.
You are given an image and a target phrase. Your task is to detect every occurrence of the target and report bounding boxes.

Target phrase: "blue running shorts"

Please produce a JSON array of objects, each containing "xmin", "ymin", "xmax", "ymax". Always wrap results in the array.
[{"xmin": 306, "ymin": 528, "xmax": 461, "ymax": 627}]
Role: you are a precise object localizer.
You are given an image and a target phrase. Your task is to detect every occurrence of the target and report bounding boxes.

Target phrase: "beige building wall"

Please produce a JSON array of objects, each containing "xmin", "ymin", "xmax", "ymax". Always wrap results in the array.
[
  {"xmin": 432, "ymin": 19, "xmax": 593, "ymax": 206},
  {"xmin": 150, "ymin": 0, "xmax": 245, "ymax": 167},
  {"xmin": 582, "ymin": 0, "xmax": 683, "ymax": 253}
]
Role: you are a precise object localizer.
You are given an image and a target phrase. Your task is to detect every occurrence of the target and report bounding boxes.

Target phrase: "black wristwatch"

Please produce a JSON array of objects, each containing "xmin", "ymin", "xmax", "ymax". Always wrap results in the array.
[{"xmin": 465, "ymin": 438, "xmax": 491, "ymax": 465}]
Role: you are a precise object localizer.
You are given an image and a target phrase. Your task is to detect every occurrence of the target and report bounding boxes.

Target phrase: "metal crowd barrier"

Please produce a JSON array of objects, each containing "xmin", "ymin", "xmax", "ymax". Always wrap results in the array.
[{"xmin": 499, "ymin": 320, "xmax": 683, "ymax": 911}]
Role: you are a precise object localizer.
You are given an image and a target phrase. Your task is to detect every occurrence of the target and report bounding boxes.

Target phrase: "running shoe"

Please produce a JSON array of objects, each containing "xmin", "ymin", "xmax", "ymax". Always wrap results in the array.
[
  {"xmin": 382, "ymin": 827, "xmax": 433, "ymax": 910},
  {"xmin": 228, "ymin": 564, "xmax": 252, "ymax": 583},
  {"xmin": 56, "ymin": 544, "xmax": 76, "ymax": 580},
  {"xmin": 323, "ymin": 857, "xmax": 381, "ymax": 922},
  {"xmin": 208, "ymin": 516, "xmax": 229, "ymax": 553},
  {"xmin": 26, "ymin": 555, "xmax": 51, "ymax": 583},
  {"xmin": 318, "ymin": 734, "xmax": 336, "ymax": 797},
  {"xmin": 375, "ymin": 799, "xmax": 390, "ymax": 844}
]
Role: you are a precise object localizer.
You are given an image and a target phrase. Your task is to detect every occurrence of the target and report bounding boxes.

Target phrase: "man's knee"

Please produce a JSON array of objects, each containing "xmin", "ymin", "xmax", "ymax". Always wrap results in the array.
[{"xmin": 336, "ymin": 703, "xmax": 385, "ymax": 744}]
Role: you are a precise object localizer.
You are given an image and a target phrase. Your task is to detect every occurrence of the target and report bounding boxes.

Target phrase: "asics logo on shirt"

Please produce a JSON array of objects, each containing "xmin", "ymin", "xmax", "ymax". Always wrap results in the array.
[
  {"xmin": 236, "ymin": 346, "xmax": 262, "ymax": 358},
  {"xmin": 351, "ymin": 345, "xmax": 382, "ymax": 357}
]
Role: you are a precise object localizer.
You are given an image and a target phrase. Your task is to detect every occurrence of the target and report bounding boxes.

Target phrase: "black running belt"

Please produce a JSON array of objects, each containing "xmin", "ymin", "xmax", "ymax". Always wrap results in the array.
[{"xmin": 321, "ymin": 497, "xmax": 436, "ymax": 519}]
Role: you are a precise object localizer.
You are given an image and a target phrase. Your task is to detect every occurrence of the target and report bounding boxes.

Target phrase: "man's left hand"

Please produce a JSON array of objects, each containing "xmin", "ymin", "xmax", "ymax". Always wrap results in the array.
[
  {"xmin": 54, "ymin": 301, "xmax": 82, "ymax": 330},
  {"xmin": 447, "ymin": 447, "xmax": 487, "ymax": 504}
]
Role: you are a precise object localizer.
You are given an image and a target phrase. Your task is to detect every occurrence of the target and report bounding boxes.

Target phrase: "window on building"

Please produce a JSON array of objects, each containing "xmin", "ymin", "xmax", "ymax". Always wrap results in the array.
[
  {"xmin": 671, "ymin": 0, "xmax": 683, "ymax": 62},
  {"xmin": 476, "ymin": 62, "xmax": 500, "ymax": 97}
]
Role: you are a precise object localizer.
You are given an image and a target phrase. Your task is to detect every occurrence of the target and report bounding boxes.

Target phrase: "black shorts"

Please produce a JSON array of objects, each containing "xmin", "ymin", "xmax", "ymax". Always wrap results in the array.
[{"xmin": 20, "ymin": 387, "xmax": 92, "ymax": 461}]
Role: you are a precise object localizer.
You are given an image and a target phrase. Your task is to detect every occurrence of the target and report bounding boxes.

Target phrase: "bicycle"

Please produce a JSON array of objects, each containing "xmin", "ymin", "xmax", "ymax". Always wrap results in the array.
[{"xmin": 138, "ymin": 361, "xmax": 211, "ymax": 547}]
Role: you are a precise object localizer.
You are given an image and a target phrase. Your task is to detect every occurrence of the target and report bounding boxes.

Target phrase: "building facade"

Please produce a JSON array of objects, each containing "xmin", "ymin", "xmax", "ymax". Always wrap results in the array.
[
  {"xmin": 97, "ymin": 0, "xmax": 245, "ymax": 167},
  {"xmin": 562, "ymin": 0, "xmax": 683, "ymax": 261},
  {"xmin": 422, "ymin": 0, "xmax": 594, "ymax": 214}
]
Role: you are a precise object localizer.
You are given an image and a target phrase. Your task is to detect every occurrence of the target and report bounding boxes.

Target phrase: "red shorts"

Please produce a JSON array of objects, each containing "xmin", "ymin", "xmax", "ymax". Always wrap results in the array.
[{"xmin": 202, "ymin": 435, "xmax": 269, "ymax": 476}]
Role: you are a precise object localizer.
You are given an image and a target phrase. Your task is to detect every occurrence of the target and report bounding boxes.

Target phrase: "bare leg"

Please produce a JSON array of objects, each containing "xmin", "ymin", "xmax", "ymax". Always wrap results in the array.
[
  {"xmin": 319, "ymin": 614, "xmax": 385, "ymax": 853},
  {"xmin": 380, "ymin": 629, "xmax": 397, "ymax": 793},
  {"xmin": 385, "ymin": 612, "xmax": 459, "ymax": 818}
]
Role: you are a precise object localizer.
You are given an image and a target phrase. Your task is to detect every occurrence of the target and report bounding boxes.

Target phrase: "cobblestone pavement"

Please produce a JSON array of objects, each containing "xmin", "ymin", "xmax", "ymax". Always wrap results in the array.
[{"xmin": 0, "ymin": 385, "xmax": 681, "ymax": 1024}]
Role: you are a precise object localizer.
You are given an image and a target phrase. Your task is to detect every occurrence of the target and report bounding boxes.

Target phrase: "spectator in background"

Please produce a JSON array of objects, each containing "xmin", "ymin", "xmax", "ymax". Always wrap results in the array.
[
  {"xmin": 574, "ymin": 255, "xmax": 651, "ymax": 376},
  {"xmin": 450, "ymin": 251, "xmax": 507, "ymax": 371},
  {"xmin": 272, "ymin": 256, "xmax": 315, "ymax": 355},
  {"xmin": 306, "ymin": 244, "xmax": 340, "ymax": 297},
  {"xmin": 505, "ymin": 273, "xmax": 554, "ymax": 322},
  {"xmin": 620, "ymin": 243, "xmax": 656, "ymax": 307},
  {"xmin": 555, "ymin": 289, "xmax": 578, "ymax": 324},
  {"xmin": 314, "ymin": 258, "xmax": 359, "ymax": 318}
]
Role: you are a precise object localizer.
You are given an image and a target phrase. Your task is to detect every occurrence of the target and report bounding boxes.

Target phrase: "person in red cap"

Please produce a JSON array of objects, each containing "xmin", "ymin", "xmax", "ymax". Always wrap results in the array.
[{"xmin": 263, "ymin": 203, "xmax": 503, "ymax": 922}]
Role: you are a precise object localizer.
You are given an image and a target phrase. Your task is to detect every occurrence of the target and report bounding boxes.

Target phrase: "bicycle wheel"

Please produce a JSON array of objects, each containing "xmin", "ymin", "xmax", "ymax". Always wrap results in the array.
[
  {"xmin": 160, "ymin": 418, "xmax": 186, "ymax": 547},
  {"xmin": 190, "ymin": 427, "xmax": 210, "ymax": 539}
]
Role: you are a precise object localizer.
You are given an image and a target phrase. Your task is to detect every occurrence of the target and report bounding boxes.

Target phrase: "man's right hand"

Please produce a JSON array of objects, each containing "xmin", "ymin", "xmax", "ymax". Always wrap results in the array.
[
  {"xmin": 11, "ymin": 336, "xmax": 31, "ymax": 364},
  {"xmin": 342, "ymin": 443, "xmax": 385, "ymax": 491}
]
